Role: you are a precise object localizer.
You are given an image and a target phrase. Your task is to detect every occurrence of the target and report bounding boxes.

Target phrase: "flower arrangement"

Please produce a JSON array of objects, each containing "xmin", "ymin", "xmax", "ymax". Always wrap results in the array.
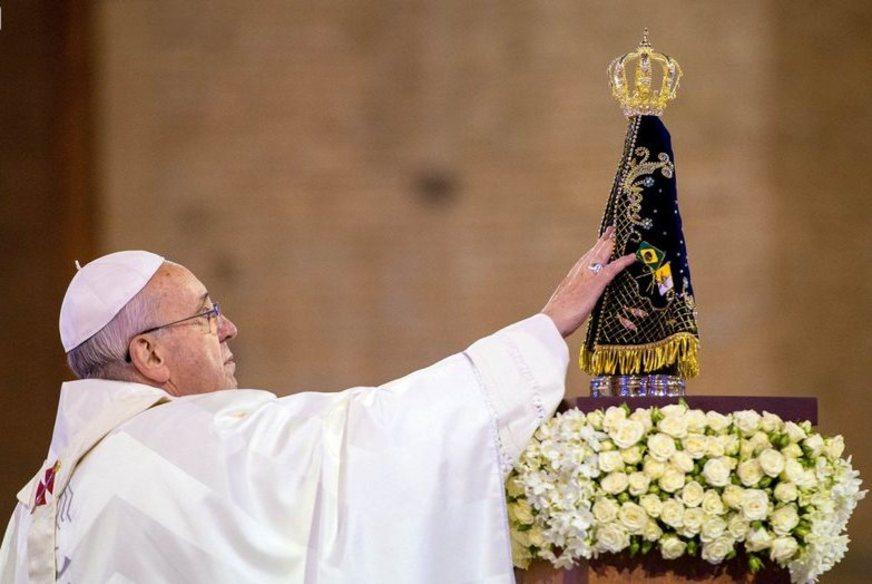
[{"xmin": 507, "ymin": 402, "xmax": 865, "ymax": 584}]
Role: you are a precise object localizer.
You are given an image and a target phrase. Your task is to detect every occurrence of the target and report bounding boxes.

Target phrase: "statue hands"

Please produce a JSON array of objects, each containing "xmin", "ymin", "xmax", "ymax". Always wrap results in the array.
[{"xmin": 541, "ymin": 226, "xmax": 636, "ymax": 339}]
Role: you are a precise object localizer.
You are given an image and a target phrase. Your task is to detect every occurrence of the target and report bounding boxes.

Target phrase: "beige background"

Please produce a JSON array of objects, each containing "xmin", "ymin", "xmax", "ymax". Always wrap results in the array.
[{"xmin": 2, "ymin": 1, "xmax": 870, "ymax": 581}]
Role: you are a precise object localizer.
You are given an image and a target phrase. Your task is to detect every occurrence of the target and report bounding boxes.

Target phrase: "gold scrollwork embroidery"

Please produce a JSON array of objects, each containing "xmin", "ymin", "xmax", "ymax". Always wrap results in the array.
[{"xmin": 620, "ymin": 147, "xmax": 674, "ymax": 242}]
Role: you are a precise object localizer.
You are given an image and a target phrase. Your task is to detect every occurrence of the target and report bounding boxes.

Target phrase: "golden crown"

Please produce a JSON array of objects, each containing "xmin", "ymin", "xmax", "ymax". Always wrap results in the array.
[{"xmin": 608, "ymin": 29, "xmax": 682, "ymax": 117}]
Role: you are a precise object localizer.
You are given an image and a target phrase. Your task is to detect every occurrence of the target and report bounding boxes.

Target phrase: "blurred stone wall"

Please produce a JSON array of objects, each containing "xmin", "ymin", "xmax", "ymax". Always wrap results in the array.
[{"xmin": 95, "ymin": 0, "xmax": 777, "ymax": 397}]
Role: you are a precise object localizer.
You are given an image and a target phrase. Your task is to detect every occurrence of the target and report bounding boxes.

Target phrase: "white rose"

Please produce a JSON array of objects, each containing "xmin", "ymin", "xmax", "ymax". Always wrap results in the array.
[
  {"xmin": 639, "ymin": 493, "xmax": 663, "ymax": 518},
  {"xmin": 586, "ymin": 410, "xmax": 604, "ymax": 430},
  {"xmin": 643, "ymin": 457, "xmax": 667, "ymax": 479},
  {"xmin": 599, "ymin": 450, "xmax": 625, "ymax": 473},
  {"xmin": 750, "ymin": 432, "xmax": 772, "ymax": 455},
  {"xmin": 802, "ymin": 469, "xmax": 817, "ymax": 490},
  {"xmin": 592, "ymin": 497, "xmax": 620, "ymax": 524},
  {"xmin": 739, "ymin": 440, "xmax": 756, "ymax": 461},
  {"xmin": 681, "ymin": 481, "xmax": 705, "ymax": 508},
  {"xmin": 702, "ymin": 457, "xmax": 731, "ymax": 487},
  {"xmin": 722, "ymin": 434, "xmax": 740, "ymax": 456},
  {"xmin": 647, "ymin": 433, "xmax": 677, "ymax": 462},
  {"xmin": 601, "ymin": 471, "xmax": 629, "ymax": 495},
  {"xmin": 758, "ymin": 449, "xmax": 786, "ymax": 478},
  {"xmin": 683, "ymin": 433, "xmax": 708, "ymax": 459},
  {"xmin": 733, "ymin": 410, "xmax": 761, "ymax": 436},
  {"xmin": 594, "ymin": 523, "xmax": 630, "ymax": 554},
  {"xmin": 727, "ymin": 513, "xmax": 750, "ymax": 540},
  {"xmin": 508, "ymin": 499, "xmax": 534, "ymax": 524},
  {"xmin": 660, "ymin": 534, "xmax": 687, "ymax": 560},
  {"xmin": 628, "ymin": 472, "xmax": 650, "ymax": 496},
  {"xmin": 681, "ymin": 507, "xmax": 704, "ymax": 536},
  {"xmin": 621, "ymin": 445, "xmax": 643, "ymax": 465},
  {"xmin": 740, "ymin": 489, "xmax": 770, "ymax": 522},
  {"xmin": 769, "ymin": 505, "xmax": 800, "ymax": 536},
  {"xmin": 659, "ymin": 468, "xmax": 686, "ymax": 493},
  {"xmin": 610, "ymin": 419, "xmax": 645, "ymax": 449},
  {"xmin": 722, "ymin": 484, "xmax": 745, "ymax": 510},
  {"xmin": 671, "ymin": 450, "xmax": 695, "ymax": 474},
  {"xmin": 629, "ymin": 408, "xmax": 653, "ymax": 432},
  {"xmin": 700, "ymin": 515, "xmax": 727, "ymax": 543},
  {"xmin": 658, "ymin": 414, "xmax": 689, "ymax": 439},
  {"xmin": 745, "ymin": 527, "xmax": 773, "ymax": 552},
  {"xmin": 603, "ymin": 406, "xmax": 627, "ymax": 433},
  {"xmin": 784, "ymin": 421, "xmax": 806, "ymax": 443},
  {"xmin": 782, "ymin": 443, "xmax": 803, "ymax": 459},
  {"xmin": 773, "ymin": 482, "xmax": 798, "ymax": 503},
  {"xmin": 705, "ymin": 435, "xmax": 726, "ymax": 458},
  {"xmin": 660, "ymin": 499, "xmax": 685, "ymax": 528},
  {"xmin": 643, "ymin": 519, "xmax": 663, "ymax": 542},
  {"xmin": 528, "ymin": 524, "xmax": 546, "ymax": 548},
  {"xmin": 803, "ymin": 434, "xmax": 825, "ymax": 456},
  {"xmin": 618, "ymin": 502, "xmax": 649, "ymax": 535},
  {"xmin": 506, "ymin": 475, "xmax": 525, "ymax": 498},
  {"xmin": 737, "ymin": 459, "xmax": 763, "ymax": 487},
  {"xmin": 701, "ymin": 535, "xmax": 734, "ymax": 564},
  {"xmin": 769, "ymin": 536, "xmax": 799, "ymax": 564},
  {"xmin": 782, "ymin": 459, "xmax": 804, "ymax": 484},
  {"xmin": 825, "ymin": 435, "xmax": 845, "ymax": 459},
  {"xmin": 661, "ymin": 404, "xmax": 687, "ymax": 418},
  {"xmin": 510, "ymin": 529, "xmax": 533, "ymax": 567},
  {"xmin": 761, "ymin": 412, "xmax": 783, "ymax": 433},
  {"xmin": 702, "ymin": 490, "xmax": 727, "ymax": 516},
  {"xmin": 705, "ymin": 411, "xmax": 731, "ymax": 434},
  {"xmin": 685, "ymin": 409, "xmax": 707, "ymax": 433}
]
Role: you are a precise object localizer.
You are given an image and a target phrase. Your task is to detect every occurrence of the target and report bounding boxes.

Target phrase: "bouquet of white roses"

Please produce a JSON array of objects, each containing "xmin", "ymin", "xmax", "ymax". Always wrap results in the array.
[{"xmin": 507, "ymin": 402, "xmax": 865, "ymax": 583}]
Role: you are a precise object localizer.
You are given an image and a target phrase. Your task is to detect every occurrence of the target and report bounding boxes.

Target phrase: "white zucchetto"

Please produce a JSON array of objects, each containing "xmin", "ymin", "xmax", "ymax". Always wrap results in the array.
[{"xmin": 59, "ymin": 250, "xmax": 165, "ymax": 352}]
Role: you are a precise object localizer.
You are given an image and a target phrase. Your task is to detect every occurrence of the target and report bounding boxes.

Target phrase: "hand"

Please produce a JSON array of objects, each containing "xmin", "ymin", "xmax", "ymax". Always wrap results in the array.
[{"xmin": 541, "ymin": 226, "xmax": 636, "ymax": 338}]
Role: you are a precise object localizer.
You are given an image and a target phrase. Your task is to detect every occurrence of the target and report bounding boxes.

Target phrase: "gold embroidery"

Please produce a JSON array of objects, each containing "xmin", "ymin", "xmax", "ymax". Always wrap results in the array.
[{"xmin": 622, "ymin": 147, "xmax": 674, "ymax": 240}]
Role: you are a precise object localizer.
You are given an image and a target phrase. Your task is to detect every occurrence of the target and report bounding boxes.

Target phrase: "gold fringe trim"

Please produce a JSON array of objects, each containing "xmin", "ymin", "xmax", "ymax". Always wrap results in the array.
[{"xmin": 579, "ymin": 333, "xmax": 700, "ymax": 379}]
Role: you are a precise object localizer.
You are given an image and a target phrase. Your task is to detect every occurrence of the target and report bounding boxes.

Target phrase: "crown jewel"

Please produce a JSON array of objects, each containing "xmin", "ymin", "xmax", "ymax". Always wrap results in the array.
[{"xmin": 608, "ymin": 29, "xmax": 682, "ymax": 117}]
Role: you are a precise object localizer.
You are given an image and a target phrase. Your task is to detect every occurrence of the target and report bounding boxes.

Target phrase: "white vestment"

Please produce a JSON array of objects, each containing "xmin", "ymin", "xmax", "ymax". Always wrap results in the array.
[{"xmin": 0, "ymin": 314, "xmax": 568, "ymax": 583}]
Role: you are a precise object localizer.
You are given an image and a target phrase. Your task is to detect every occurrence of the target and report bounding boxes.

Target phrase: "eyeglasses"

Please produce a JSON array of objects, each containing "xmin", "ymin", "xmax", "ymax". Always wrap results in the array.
[{"xmin": 124, "ymin": 303, "xmax": 221, "ymax": 363}]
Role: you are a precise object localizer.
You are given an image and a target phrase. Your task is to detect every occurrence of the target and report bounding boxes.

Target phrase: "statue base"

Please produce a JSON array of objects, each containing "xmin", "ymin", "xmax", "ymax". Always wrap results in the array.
[{"xmin": 590, "ymin": 375, "xmax": 686, "ymax": 397}]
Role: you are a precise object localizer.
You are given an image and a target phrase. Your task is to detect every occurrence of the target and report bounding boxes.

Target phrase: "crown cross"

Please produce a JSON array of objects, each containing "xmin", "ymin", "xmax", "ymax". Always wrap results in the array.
[{"xmin": 608, "ymin": 29, "xmax": 682, "ymax": 117}]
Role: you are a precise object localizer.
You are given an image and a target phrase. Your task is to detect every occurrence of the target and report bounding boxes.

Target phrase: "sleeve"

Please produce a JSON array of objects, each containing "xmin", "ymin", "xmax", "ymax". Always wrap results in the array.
[
  {"xmin": 462, "ymin": 313, "xmax": 570, "ymax": 476},
  {"xmin": 347, "ymin": 313, "xmax": 569, "ymax": 480}
]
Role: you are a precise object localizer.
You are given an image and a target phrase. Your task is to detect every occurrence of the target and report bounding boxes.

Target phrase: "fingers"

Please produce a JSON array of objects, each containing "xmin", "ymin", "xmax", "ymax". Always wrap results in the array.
[
  {"xmin": 569, "ymin": 226, "xmax": 614, "ymax": 276},
  {"xmin": 601, "ymin": 253, "xmax": 637, "ymax": 281},
  {"xmin": 590, "ymin": 226, "xmax": 618, "ymax": 263}
]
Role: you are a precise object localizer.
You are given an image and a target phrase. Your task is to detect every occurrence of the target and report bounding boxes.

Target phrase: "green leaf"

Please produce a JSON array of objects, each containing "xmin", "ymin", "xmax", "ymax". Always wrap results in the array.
[
  {"xmin": 686, "ymin": 539, "xmax": 698, "ymax": 556},
  {"xmin": 641, "ymin": 541, "xmax": 654, "ymax": 555},
  {"xmin": 748, "ymin": 555, "xmax": 764, "ymax": 573}
]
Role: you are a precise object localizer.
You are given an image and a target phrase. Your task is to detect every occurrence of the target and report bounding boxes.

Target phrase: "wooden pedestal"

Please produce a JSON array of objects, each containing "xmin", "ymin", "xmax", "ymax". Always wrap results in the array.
[{"xmin": 514, "ymin": 554, "xmax": 790, "ymax": 583}]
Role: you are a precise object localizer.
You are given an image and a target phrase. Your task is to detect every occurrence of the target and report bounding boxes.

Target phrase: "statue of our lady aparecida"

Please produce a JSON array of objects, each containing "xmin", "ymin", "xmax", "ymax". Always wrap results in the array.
[{"xmin": 580, "ymin": 30, "xmax": 701, "ymax": 397}]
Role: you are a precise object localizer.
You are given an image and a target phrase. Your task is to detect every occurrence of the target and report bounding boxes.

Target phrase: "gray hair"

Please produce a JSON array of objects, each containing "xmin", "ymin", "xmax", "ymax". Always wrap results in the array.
[{"xmin": 66, "ymin": 287, "xmax": 160, "ymax": 380}]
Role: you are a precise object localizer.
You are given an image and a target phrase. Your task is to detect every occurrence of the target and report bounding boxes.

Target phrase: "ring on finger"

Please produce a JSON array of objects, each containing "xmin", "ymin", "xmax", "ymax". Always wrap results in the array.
[{"xmin": 587, "ymin": 262, "xmax": 604, "ymax": 274}]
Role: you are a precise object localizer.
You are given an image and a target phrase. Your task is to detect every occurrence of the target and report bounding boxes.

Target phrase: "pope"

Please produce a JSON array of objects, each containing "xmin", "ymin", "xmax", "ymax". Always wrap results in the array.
[{"xmin": 0, "ymin": 228, "xmax": 634, "ymax": 583}]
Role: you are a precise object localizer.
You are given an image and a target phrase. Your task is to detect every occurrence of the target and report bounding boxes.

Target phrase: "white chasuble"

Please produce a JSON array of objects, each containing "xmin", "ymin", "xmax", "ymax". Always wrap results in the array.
[{"xmin": 0, "ymin": 314, "xmax": 568, "ymax": 583}]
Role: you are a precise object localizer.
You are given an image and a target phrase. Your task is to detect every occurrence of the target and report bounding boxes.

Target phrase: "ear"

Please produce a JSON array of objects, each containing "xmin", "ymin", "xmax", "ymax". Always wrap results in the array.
[{"xmin": 128, "ymin": 335, "xmax": 171, "ymax": 384}]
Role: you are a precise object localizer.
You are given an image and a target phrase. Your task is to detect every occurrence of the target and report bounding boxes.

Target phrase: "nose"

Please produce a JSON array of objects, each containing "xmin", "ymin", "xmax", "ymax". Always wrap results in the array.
[{"xmin": 218, "ymin": 313, "xmax": 238, "ymax": 342}]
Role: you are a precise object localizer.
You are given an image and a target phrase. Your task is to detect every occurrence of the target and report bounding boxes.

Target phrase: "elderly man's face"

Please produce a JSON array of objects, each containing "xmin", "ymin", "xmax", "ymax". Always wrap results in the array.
[{"xmin": 141, "ymin": 262, "xmax": 238, "ymax": 395}]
